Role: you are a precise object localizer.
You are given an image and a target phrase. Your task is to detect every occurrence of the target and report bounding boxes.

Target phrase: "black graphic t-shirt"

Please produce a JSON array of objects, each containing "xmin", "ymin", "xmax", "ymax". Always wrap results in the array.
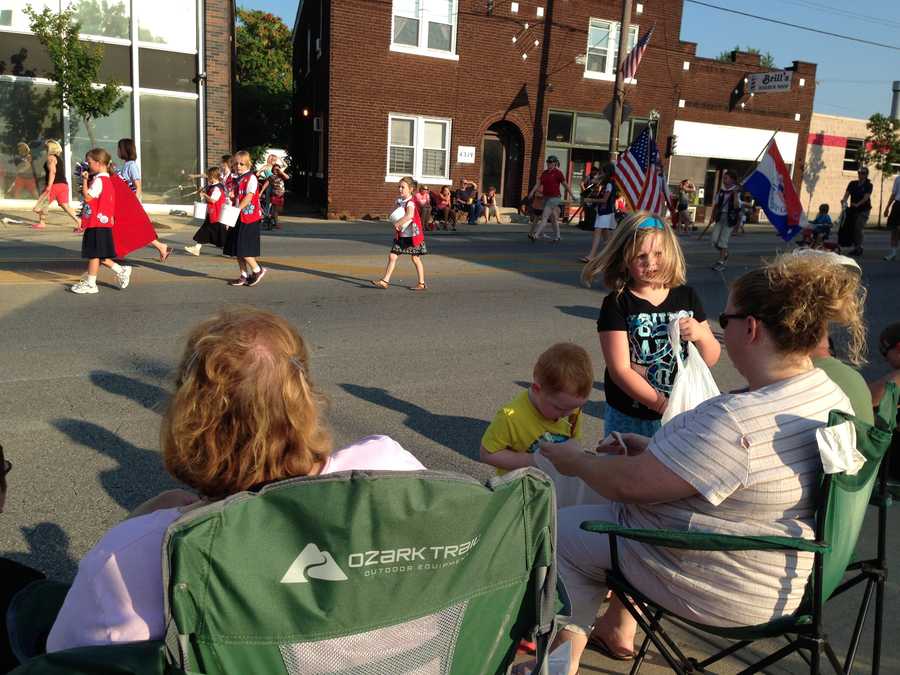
[{"xmin": 597, "ymin": 285, "xmax": 707, "ymax": 420}]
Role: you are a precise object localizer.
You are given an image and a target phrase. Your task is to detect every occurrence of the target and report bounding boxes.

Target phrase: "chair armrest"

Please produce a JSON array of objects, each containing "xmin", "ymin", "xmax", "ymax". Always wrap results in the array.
[{"xmin": 580, "ymin": 520, "xmax": 829, "ymax": 554}]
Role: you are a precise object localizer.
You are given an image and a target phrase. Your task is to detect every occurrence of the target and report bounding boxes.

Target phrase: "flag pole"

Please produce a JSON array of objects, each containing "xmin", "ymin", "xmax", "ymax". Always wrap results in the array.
[{"xmin": 697, "ymin": 129, "xmax": 780, "ymax": 239}]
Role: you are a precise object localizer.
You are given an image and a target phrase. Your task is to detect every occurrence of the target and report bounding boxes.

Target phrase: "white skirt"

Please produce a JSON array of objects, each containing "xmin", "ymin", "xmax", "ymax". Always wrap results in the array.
[{"xmin": 594, "ymin": 212, "xmax": 615, "ymax": 230}]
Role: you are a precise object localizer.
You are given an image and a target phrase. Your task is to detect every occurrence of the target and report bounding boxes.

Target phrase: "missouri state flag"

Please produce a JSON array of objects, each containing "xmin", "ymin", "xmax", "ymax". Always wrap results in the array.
[{"xmin": 743, "ymin": 140, "xmax": 804, "ymax": 241}]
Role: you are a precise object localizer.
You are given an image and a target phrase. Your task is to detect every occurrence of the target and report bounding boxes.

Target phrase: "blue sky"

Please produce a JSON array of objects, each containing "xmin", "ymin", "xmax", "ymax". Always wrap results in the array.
[{"xmin": 238, "ymin": 0, "xmax": 900, "ymax": 120}]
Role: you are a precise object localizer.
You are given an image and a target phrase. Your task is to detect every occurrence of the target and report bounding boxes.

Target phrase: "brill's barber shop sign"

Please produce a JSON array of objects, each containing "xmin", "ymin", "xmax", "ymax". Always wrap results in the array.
[{"xmin": 747, "ymin": 71, "xmax": 792, "ymax": 93}]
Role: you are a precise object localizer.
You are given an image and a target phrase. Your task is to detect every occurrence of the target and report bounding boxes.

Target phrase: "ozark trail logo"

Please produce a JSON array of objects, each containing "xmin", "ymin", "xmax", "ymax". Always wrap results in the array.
[{"xmin": 280, "ymin": 543, "xmax": 348, "ymax": 584}]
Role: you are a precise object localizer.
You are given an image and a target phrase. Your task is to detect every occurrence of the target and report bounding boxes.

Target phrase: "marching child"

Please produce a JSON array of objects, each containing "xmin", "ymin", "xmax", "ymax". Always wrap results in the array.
[
  {"xmin": 223, "ymin": 151, "xmax": 267, "ymax": 287},
  {"xmin": 480, "ymin": 343, "xmax": 591, "ymax": 474},
  {"xmin": 185, "ymin": 166, "xmax": 227, "ymax": 256},
  {"xmin": 71, "ymin": 148, "xmax": 132, "ymax": 295},
  {"xmin": 582, "ymin": 211, "xmax": 720, "ymax": 436},
  {"xmin": 370, "ymin": 176, "xmax": 427, "ymax": 290}
]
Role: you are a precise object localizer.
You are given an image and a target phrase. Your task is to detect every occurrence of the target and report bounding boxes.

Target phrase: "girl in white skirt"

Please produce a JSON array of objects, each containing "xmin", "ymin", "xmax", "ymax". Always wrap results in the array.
[{"xmin": 579, "ymin": 164, "xmax": 617, "ymax": 263}]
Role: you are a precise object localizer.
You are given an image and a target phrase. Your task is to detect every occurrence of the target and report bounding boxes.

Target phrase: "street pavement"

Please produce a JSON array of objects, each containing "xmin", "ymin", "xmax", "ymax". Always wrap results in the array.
[{"xmin": 0, "ymin": 212, "xmax": 898, "ymax": 673}]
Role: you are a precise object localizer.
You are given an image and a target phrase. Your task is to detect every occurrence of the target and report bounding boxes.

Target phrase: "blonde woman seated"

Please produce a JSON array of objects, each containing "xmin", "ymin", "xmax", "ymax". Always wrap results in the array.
[
  {"xmin": 524, "ymin": 254, "xmax": 864, "ymax": 674},
  {"xmin": 45, "ymin": 308, "xmax": 423, "ymax": 652}
]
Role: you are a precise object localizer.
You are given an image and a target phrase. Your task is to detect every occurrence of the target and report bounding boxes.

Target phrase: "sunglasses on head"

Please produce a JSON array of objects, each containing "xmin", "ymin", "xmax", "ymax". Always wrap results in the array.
[
  {"xmin": 638, "ymin": 217, "xmax": 666, "ymax": 230},
  {"xmin": 719, "ymin": 313, "xmax": 750, "ymax": 329}
]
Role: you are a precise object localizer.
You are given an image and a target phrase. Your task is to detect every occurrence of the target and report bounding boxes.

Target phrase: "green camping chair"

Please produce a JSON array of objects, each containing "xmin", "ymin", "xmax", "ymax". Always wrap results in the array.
[
  {"xmin": 582, "ymin": 384, "xmax": 899, "ymax": 675},
  {"xmin": 11, "ymin": 468, "xmax": 569, "ymax": 675}
]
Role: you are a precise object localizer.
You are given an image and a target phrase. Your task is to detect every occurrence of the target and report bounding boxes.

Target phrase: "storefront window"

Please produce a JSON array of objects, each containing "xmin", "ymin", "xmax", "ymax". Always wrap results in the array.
[
  {"xmin": 139, "ymin": 93, "xmax": 199, "ymax": 204},
  {"xmin": 69, "ymin": 0, "xmax": 130, "ymax": 40},
  {"xmin": 547, "ymin": 111, "xmax": 573, "ymax": 144},
  {"xmin": 574, "ymin": 114, "xmax": 607, "ymax": 146},
  {"xmin": 138, "ymin": 48, "xmax": 196, "ymax": 92},
  {"xmin": 70, "ymin": 92, "xmax": 132, "ymax": 171},
  {"xmin": 137, "ymin": 0, "xmax": 197, "ymax": 51},
  {"xmin": 0, "ymin": 78, "xmax": 62, "ymax": 199}
]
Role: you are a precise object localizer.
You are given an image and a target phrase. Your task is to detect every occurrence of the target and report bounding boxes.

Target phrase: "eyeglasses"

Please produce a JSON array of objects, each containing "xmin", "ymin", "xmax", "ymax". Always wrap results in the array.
[
  {"xmin": 638, "ymin": 217, "xmax": 666, "ymax": 230},
  {"xmin": 719, "ymin": 312, "xmax": 750, "ymax": 329}
]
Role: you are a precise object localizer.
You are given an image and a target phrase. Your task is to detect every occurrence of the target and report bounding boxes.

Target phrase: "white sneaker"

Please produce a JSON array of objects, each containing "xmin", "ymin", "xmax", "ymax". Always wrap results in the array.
[
  {"xmin": 71, "ymin": 280, "xmax": 98, "ymax": 294},
  {"xmin": 116, "ymin": 265, "xmax": 132, "ymax": 289},
  {"xmin": 184, "ymin": 244, "xmax": 201, "ymax": 256},
  {"xmin": 885, "ymin": 251, "xmax": 896, "ymax": 261}
]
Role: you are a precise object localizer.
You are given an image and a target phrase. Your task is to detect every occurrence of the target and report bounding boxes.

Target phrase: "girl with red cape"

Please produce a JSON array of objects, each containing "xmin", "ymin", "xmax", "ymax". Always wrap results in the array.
[{"xmin": 70, "ymin": 149, "xmax": 165, "ymax": 295}]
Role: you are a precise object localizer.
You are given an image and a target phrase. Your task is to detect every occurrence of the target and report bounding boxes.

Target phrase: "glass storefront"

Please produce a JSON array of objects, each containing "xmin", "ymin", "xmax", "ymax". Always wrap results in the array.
[
  {"xmin": 0, "ymin": 0, "xmax": 201, "ymax": 206},
  {"xmin": 139, "ymin": 94, "xmax": 199, "ymax": 204},
  {"xmin": 0, "ymin": 78, "xmax": 61, "ymax": 199}
]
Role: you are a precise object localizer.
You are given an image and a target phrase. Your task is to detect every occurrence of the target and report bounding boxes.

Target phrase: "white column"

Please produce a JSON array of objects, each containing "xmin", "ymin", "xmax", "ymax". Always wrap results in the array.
[
  {"xmin": 131, "ymin": 0, "xmax": 142, "ymax": 172},
  {"xmin": 197, "ymin": 0, "xmax": 206, "ymax": 175}
]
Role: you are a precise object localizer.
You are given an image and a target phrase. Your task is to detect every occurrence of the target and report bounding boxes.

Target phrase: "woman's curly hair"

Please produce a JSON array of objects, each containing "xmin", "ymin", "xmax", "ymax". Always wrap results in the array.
[
  {"xmin": 732, "ymin": 255, "xmax": 867, "ymax": 364},
  {"xmin": 162, "ymin": 308, "xmax": 332, "ymax": 499}
]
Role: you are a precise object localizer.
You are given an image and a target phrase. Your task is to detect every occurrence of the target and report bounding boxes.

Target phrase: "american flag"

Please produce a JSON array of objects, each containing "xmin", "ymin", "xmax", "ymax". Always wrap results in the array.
[
  {"xmin": 614, "ymin": 126, "xmax": 670, "ymax": 216},
  {"xmin": 620, "ymin": 23, "xmax": 654, "ymax": 80}
]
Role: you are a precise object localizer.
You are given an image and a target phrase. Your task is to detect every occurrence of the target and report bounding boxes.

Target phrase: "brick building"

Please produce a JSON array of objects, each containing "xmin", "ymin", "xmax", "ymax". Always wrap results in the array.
[
  {"xmin": 801, "ymin": 113, "xmax": 896, "ymax": 224},
  {"xmin": 292, "ymin": 0, "xmax": 816, "ymax": 219},
  {"xmin": 0, "ymin": 0, "xmax": 233, "ymax": 211}
]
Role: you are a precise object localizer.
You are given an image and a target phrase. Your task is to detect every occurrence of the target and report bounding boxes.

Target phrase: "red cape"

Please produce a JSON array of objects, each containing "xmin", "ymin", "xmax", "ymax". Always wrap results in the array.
[{"xmin": 110, "ymin": 174, "xmax": 157, "ymax": 258}]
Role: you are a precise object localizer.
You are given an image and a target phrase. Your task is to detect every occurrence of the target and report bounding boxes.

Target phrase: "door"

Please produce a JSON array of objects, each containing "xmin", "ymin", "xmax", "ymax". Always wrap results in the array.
[{"xmin": 482, "ymin": 135, "xmax": 504, "ymax": 203}]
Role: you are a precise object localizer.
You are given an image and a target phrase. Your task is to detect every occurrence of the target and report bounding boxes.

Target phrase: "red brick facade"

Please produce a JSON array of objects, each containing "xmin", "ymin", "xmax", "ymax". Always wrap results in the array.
[
  {"xmin": 205, "ymin": 0, "xmax": 234, "ymax": 164},
  {"xmin": 293, "ymin": 0, "xmax": 816, "ymax": 219}
]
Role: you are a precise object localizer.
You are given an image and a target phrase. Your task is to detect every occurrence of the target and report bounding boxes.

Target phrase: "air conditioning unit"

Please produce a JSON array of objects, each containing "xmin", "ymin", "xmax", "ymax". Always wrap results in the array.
[{"xmin": 313, "ymin": 116, "xmax": 323, "ymax": 132}]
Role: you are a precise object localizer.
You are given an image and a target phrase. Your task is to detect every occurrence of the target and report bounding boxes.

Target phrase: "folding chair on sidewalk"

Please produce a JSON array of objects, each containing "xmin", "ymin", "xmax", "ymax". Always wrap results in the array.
[
  {"xmin": 12, "ymin": 468, "xmax": 569, "ymax": 675},
  {"xmin": 582, "ymin": 384, "xmax": 899, "ymax": 675}
]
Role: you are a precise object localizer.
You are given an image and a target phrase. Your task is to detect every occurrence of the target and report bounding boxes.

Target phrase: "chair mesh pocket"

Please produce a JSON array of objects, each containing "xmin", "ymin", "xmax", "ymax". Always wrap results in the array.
[{"xmin": 279, "ymin": 601, "xmax": 467, "ymax": 675}]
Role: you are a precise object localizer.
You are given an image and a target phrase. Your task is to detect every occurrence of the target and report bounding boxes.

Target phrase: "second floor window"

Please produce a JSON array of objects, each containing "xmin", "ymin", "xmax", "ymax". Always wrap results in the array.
[
  {"xmin": 392, "ymin": 0, "xmax": 457, "ymax": 56},
  {"xmin": 585, "ymin": 18, "xmax": 638, "ymax": 80}
]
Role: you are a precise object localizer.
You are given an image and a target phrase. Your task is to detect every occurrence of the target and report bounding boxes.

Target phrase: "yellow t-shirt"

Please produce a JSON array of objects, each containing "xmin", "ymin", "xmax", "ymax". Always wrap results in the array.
[{"xmin": 481, "ymin": 390, "xmax": 584, "ymax": 474}]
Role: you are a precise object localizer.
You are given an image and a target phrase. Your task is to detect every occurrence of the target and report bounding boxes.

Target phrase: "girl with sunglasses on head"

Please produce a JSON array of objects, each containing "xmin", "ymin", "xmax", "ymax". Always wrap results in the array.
[{"xmin": 582, "ymin": 211, "xmax": 720, "ymax": 438}]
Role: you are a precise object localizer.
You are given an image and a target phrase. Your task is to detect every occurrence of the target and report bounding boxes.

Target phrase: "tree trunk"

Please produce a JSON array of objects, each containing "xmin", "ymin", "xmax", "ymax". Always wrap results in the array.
[{"xmin": 83, "ymin": 116, "xmax": 96, "ymax": 149}]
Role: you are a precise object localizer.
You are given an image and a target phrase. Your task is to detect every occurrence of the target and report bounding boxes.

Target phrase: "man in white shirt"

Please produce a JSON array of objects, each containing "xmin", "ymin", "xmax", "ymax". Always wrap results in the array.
[{"xmin": 883, "ymin": 174, "xmax": 900, "ymax": 260}]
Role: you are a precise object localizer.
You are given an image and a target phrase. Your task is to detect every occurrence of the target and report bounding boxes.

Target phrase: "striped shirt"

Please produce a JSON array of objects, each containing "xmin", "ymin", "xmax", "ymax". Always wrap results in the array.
[{"xmin": 616, "ymin": 368, "xmax": 853, "ymax": 627}]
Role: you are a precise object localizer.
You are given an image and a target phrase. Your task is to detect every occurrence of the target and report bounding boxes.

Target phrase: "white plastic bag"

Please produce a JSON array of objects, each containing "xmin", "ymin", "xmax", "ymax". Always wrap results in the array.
[{"xmin": 661, "ymin": 311, "xmax": 720, "ymax": 424}]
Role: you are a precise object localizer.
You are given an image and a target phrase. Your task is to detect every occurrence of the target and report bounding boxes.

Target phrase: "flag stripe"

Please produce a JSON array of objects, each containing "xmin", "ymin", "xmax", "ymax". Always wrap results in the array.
[
  {"xmin": 612, "ymin": 126, "xmax": 670, "ymax": 217},
  {"xmin": 620, "ymin": 24, "xmax": 654, "ymax": 80}
]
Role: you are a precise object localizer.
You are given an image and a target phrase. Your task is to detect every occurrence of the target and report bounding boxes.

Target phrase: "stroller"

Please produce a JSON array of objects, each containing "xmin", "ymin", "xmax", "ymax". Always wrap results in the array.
[{"xmin": 258, "ymin": 177, "xmax": 278, "ymax": 231}]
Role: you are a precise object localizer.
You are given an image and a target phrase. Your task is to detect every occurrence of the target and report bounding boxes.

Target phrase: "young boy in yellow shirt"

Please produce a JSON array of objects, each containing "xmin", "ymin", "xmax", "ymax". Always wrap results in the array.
[{"xmin": 480, "ymin": 343, "xmax": 593, "ymax": 474}]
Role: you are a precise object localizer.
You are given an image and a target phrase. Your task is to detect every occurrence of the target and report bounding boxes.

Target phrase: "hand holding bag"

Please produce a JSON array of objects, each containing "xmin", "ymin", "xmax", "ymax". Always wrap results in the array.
[{"xmin": 661, "ymin": 311, "xmax": 720, "ymax": 424}]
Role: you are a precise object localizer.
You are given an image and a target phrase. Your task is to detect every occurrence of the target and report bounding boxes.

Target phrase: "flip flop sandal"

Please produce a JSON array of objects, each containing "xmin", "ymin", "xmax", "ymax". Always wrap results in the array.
[
  {"xmin": 160, "ymin": 247, "xmax": 172, "ymax": 263},
  {"xmin": 578, "ymin": 256, "xmax": 591, "ymax": 263},
  {"xmin": 588, "ymin": 635, "xmax": 635, "ymax": 661},
  {"xmin": 410, "ymin": 282, "xmax": 428, "ymax": 291},
  {"xmin": 370, "ymin": 279, "xmax": 389, "ymax": 289}
]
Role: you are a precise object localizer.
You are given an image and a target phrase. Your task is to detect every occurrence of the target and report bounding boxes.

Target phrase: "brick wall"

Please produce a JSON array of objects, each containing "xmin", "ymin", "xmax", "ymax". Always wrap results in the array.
[
  {"xmin": 313, "ymin": 0, "xmax": 816, "ymax": 218},
  {"xmin": 205, "ymin": 0, "xmax": 234, "ymax": 165},
  {"xmin": 801, "ymin": 113, "xmax": 895, "ymax": 221}
]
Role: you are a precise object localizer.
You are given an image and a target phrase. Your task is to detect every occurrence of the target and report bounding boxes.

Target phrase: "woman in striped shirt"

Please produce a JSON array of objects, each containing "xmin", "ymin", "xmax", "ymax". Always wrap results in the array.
[{"xmin": 533, "ymin": 254, "xmax": 865, "ymax": 673}]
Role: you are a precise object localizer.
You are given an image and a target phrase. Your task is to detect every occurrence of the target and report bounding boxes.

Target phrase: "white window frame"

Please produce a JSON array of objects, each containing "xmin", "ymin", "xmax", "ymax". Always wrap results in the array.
[
  {"xmin": 583, "ymin": 18, "xmax": 638, "ymax": 83},
  {"xmin": 385, "ymin": 113, "xmax": 452, "ymax": 185},
  {"xmin": 389, "ymin": 0, "xmax": 460, "ymax": 62}
]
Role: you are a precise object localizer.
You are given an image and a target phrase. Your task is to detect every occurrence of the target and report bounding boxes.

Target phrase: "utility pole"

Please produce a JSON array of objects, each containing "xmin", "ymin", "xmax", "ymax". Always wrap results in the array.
[
  {"xmin": 609, "ymin": 0, "xmax": 633, "ymax": 160},
  {"xmin": 527, "ymin": 0, "xmax": 554, "ymax": 190}
]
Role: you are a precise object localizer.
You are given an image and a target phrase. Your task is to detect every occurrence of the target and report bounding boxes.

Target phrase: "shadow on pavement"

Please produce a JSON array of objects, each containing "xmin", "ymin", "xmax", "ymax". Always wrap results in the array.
[
  {"xmin": 89, "ymin": 371, "xmax": 169, "ymax": 414},
  {"xmin": 556, "ymin": 305, "xmax": 600, "ymax": 321},
  {"xmin": 51, "ymin": 419, "xmax": 177, "ymax": 512},
  {"xmin": 339, "ymin": 384, "xmax": 487, "ymax": 461},
  {"xmin": 1, "ymin": 522, "xmax": 78, "ymax": 581}
]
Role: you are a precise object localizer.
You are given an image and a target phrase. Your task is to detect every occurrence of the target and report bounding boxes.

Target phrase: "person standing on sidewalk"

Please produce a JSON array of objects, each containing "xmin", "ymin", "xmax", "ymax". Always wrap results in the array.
[
  {"xmin": 32, "ymin": 140, "xmax": 80, "ymax": 230},
  {"xmin": 709, "ymin": 170, "xmax": 741, "ymax": 271},
  {"xmin": 840, "ymin": 167, "xmax": 873, "ymax": 257},
  {"xmin": 883, "ymin": 173, "xmax": 900, "ymax": 260}
]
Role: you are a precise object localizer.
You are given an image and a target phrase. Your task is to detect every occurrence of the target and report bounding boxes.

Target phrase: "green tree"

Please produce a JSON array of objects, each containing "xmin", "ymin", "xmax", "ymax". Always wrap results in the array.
[
  {"xmin": 717, "ymin": 45, "xmax": 776, "ymax": 69},
  {"xmin": 24, "ymin": 4, "xmax": 127, "ymax": 147},
  {"xmin": 235, "ymin": 8, "xmax": 292, "ymax": 149},
  {"xmin": 861, "ymin": 113, "xmax": 900, "ymax": 225}
]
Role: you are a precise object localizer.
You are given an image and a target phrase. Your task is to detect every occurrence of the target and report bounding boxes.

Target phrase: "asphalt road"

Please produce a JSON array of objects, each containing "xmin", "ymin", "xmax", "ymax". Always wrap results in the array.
[{"xmin": 1, "ymin": 216, "xmax": 897, "ymax": 673}]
